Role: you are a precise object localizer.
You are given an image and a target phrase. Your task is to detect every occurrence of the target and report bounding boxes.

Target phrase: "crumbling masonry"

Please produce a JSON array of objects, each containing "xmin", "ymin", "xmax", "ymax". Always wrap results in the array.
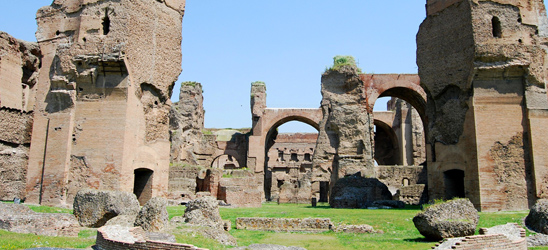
[
  {"xmin": 23, "ymin": 0, "xmax": 186, "ymax": 207},
  {"xmin": 1, "ymin": 0, "xmax": 547, "ymax": 212}
]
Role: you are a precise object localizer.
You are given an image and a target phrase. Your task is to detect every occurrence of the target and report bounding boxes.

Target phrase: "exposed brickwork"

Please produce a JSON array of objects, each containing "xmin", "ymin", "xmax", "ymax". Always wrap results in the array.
[
  {"xmin": 434, "ymin": 234, "xmax": 526, "ymax": 250},
  {"xmin": 432, "ymin": 224, "xmax": 527, "ymax": 250},
  {"xmin": 96, "ymin": 226, "xmax": 207, "ymax": 250}
]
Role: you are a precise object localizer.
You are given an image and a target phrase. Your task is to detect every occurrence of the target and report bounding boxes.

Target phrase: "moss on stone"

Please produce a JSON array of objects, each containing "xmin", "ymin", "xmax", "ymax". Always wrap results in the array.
[{"xmin": 182, "ymin": 81, "xmax": 199, "ymax": 87}]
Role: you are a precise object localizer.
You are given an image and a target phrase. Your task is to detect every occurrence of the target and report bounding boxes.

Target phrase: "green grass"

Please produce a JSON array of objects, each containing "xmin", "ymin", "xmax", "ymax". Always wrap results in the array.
[
  {"xmin": 26, "ymin": 204, "xmax": 73, "ymax": 214},
  {"xmin": 0, "ymin": 230, "xmax": 95, "ymax": 249},
  {"xmin": 0, "ymin": 201, "xmax": 539, "ymax": 250}
]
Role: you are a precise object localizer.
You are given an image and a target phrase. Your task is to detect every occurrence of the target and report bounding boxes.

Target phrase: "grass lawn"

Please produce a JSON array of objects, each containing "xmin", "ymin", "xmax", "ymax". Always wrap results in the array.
[
  {"xmin": 0, "ymin": 201, "xmax": 541, "ymax": 250},
  {"xmin": 168, "ymin": 202, "xmax": 533, "ymax": 250}
]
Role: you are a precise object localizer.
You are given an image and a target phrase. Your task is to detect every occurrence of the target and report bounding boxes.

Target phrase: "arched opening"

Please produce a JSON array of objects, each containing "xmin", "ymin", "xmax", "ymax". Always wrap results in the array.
[
  {"xmin": 373, "ymin": 86, "xmax": 427, "ymax": 167},
  {"xmin": 264, "ymin": 119, "xmax": 319, "ymax": 203},
  {"xmin": 374, "ymin": 119, "xmax": 401, "ymax": 165},
  {"xmin": 134, "ymin": 168, "xmax": 153, "ymax": 206},
  {"xmin": 211, "ymin": 154, "xmax": 241, "ymax": 170},
  {"xmin": 444, "ymin": 169, "xmax": 465, "ymax": 199},
  {"xmin": 492, "ymin": 16, "xmax": 502, "ymax": 38}
]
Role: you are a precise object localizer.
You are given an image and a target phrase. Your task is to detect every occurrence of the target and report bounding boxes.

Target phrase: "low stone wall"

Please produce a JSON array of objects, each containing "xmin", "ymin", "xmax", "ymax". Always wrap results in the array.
[
  {"xmin": 96, "ymin": 226, "xmax": 207, "ymax": 250},
  {"xmin": 236, "ymin": 217, "xmax": 332, "ymax": 232},
  {"xmin": 0, "ymin": 203, "xmax": 79, "ymax": 237},
  {"xmin": 433, "ymin": 223, "xmax": 527, "ymax": 250}
]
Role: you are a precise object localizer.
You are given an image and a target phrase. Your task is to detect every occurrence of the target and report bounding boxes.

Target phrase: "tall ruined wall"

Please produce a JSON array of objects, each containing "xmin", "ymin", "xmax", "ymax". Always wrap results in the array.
[
  {"xmin": 312, "ymin": 62, "xmax": 375, "ymax": 189},
  {"xmin": 418, "ymin": 0, "xmax": 548, "ymax": 211},
  {"xmin": 0, "ymin": 32, "xmax": 41, "ymax": 200},
  {"xmin": 170, "ymin": 82, "xmax": 205, "ymax": 164},
  {"xmin": 26, "ymin": 0, "xmax": 185, "ymax": 206}
]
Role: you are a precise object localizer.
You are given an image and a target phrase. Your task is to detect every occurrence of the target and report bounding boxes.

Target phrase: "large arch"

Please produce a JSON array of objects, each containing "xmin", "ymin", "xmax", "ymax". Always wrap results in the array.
[
  {"xmin": 247, "ymin": 108, "xmax": 322, "ymax": 173},
  {"xmin": 364, "ymin": 74, "xmax": 428, "ymax": 167},
  {"xmin": 362, "ymin": 74, "xmax": 427, "ymax": 125},
  {"xmin": 263, "ymin": 117, "xmax": 320, "ymax": 201}
]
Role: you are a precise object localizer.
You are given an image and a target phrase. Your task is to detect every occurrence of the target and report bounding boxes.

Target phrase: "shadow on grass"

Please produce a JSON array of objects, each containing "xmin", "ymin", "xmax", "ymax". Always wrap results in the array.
[
  {"xmin": 404, "ymin": 237, "xmax": 436, "ymax": 243},
  {"xmin": 302, "ymin": 204, "xmax": 423, "ymax": 211}
]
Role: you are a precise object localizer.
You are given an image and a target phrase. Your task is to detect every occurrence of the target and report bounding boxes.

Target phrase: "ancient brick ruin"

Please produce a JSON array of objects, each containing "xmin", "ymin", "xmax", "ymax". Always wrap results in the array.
[
  {"xmin": 19, "ymin": 0, "xmax": 186, "ymax": 207},
  {"xmin": 418, "ymin": 0, "xmax": 548, "ymax": 211},
  {"xmin": 0, "ymin": 0, "xmax": 547, "ymax": 212},
  {"xmin": 0, "ymin": 32, "xmax": 40, "ymax": 201}
]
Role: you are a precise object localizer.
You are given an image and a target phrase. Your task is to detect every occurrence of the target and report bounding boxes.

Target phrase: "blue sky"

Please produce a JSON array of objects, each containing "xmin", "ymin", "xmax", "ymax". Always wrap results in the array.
[{"xmin": 0, "ymin": 1, "xmax": 426, "ymax": 132}]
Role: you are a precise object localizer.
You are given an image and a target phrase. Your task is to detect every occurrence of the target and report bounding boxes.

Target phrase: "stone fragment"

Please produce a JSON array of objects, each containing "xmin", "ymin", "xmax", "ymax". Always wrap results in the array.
[
  {"xmin": 104, "ymin": 214, "xmax": 138, "ymax": 227},
  {"xmin": 413, "ymin": 198, "xmax": 479, "ymax": 241},
  {"xmin": 526, "ymin": 199, "xmax": 548, "ymax": 234},
  {"xmin": 183, "ymin": 196, "xmax": 223, "ymax": 230},
  {"xmin": 73, "ymin": 189, "xmax": 140, "ymax": 228},
  {"xmin": 134, "ymin": 197, "xmax": 169, "ymax": 232},
  {"xmin": 333, "ymin": 224, "xmax": 382, "ymax": 234}
]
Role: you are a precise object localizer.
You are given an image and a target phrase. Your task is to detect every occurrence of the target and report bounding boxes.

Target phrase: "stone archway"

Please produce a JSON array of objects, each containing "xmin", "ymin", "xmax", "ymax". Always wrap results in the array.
[
  {"xmin": 373, "ymin": 119, "xmax": 401, "ymax": 165},
  {"xmin": 247, "ymin": 108, "xmax": 323, "ymax": 174},
  {"xmin": 262, "ymin": 118, "xmax": 320, "ymax": 202},
  {"xmin": 210, "ymin": 153, "xmax": 242, "ymax": 169}
]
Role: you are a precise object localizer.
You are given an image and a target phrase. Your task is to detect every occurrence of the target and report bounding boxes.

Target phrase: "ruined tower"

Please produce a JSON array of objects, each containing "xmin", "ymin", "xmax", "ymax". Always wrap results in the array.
[
  {"xmin": 417, "ymin": 0, "xmax": 548, "ymax": 211},
  {"xmin": 312, "ymin": 58, "xmax": 375, "ymax": 189},
  {"xmin": 25, "ymin": 0, "xmax": 185, "ymax": 206}
]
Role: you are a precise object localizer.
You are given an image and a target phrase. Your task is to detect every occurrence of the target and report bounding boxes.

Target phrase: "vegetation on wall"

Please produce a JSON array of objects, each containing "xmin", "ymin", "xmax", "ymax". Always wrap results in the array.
[{"xmin": 326, "ymin": 55, "xmax": 363, "ymax": 74}]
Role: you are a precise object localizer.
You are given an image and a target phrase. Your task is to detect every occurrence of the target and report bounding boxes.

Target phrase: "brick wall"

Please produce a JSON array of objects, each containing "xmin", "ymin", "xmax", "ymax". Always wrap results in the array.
[
  {"xmin": 432, "ymin": 224, "xmax": 527, "ymax": 250},
  {"xmin": 96, "ymin": 226, "xmax": 207, "ymax": 250}
]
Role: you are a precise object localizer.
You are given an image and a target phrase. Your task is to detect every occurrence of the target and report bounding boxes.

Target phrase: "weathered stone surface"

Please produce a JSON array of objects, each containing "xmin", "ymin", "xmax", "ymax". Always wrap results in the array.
[
  {"xmin": 0, "ymin": 31, "xmax": 41, "ymax": 112},
  {"xmin": 0, "ymin": 31, "xmax": 40, "ymax": 202},
  {"xmin": 0, "ymin": 203, "xmax": 79, "ymax": 237},
  {"xmin": 169, "ymin": 82, "xmax": 205, "ymax": 164},
  {"xmin": 413, "ymin": 199, "xmax": 479, "ymax": 240},
  {"xmin": 333, "ymin": 224, "xmax": 382, "ymax": 234},
  {"xmin": 526, "ymin": 199, "xmax": 548, "ymax": 234},
  {"xmin": 313, "ymin": 60, "xmax": 375, "ymax": 183},
  {"xmin": 26, "ymin": 0, "xmax": 185, "ymax": 207},
  {"xmin": 418, "ymin": 0, "xmax": 548, "ymax": 211},
  {"xmin": 73, "ymin": 189, "xmax": 140, "ymax": 228},
  {"xmin": 96, "ymin": 225, "xmax": 207, "ymax": 249},
  {"xmin": 236, "ymin": 217, "xmax": 333, "ymax": 232},
  {"xmin": 0, "ymin": 202, "xmax": 34, "ymax": 215},
  {"xmin": 0, "ymin": 144, "xmax": 29, "ymax": 201},
  {"xmin": 183, "ymin": 196, "xmax": 223, "ymax": 230},
  {"xmin": 134, "ymin": 197, "xmax": 169, "ymax": 232},
  {"xmin": 104, "ymin": 213, "xmax": 137, "ymax": 227},
  {"xmin": 169, "ymin": 216, "xmax": 237, "ymax": 246},
  {"xmin": 329, "ymin": 174, "xmax": 392, "ymax": 208}
]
